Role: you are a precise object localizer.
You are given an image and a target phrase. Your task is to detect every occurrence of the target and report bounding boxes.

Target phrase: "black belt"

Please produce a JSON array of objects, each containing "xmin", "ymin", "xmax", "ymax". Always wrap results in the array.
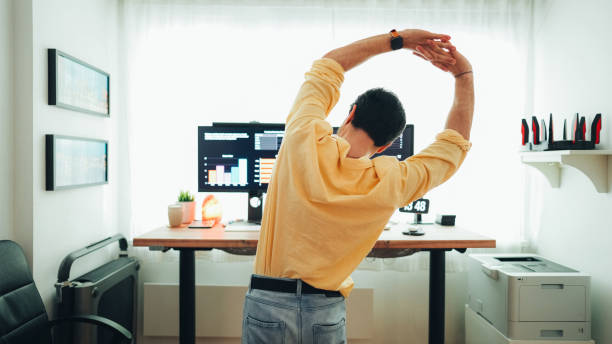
[{"xmin": 250, "ymin": 275, "xmax": 342, "ymax": 297}]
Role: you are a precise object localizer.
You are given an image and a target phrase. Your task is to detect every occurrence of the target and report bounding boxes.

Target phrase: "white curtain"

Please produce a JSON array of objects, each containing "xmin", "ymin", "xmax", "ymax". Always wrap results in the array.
[{"xmin": 119, "ymin": 1, "xmax": 533, "ymax": 342}]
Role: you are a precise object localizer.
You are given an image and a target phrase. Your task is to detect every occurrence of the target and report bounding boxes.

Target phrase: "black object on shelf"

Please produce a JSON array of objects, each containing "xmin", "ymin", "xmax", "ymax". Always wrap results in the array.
[
  {"xmin": 522, "ymin": 113, "xmax": 602, "ymax": 151},
  {"xmin": 532, "ymin": 116, "xmax": 540, "ymax": 145},
  {"xmin": 573, "ymin": 113, "xmax": 580, "ymax": 141},
  {"xmin": 521, "ymin": 119, "xmax": 529, "ymax": 146},
  {"xmin": 591, "ymin": 114, "xmax": 602, "ymax": 144},
  {"xmin": 548, "ymin": 113, "xmax": 554, "ymax": 145}
]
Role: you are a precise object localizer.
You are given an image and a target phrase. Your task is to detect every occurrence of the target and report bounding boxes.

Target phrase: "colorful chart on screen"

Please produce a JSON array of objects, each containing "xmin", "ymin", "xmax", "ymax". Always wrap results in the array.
[{"xmin": 198, "ymin": 124, "xmax": 284, "ymax": 192}]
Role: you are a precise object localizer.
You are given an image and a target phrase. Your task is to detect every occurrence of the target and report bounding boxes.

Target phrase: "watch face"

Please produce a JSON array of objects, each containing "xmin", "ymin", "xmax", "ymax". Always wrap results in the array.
[{"xmin": 391, "ymin": 36, "xmax": 403, "ymax": 50}]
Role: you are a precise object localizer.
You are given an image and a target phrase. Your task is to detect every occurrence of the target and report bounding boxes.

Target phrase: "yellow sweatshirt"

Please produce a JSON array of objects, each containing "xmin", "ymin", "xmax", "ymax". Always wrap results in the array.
[{"xmin": 254, "ymin": 58, "xmax": 471, "ymax": 297}]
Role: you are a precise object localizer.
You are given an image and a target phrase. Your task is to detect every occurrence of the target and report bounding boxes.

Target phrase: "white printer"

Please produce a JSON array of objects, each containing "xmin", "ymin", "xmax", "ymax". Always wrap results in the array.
[{"xmin": 467, "ymin": 254, "xmax": 591, "ymax": 341}]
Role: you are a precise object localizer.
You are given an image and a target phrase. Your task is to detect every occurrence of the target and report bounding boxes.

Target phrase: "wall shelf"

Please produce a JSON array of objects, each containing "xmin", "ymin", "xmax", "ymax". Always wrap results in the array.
[{"xmin": 519, "ymin": 150, "xmax": 612, "ymax": 193}]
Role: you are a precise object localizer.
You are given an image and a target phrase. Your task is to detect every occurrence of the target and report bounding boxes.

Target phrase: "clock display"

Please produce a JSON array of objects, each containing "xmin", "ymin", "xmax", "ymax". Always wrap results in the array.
[{"xmin": 399, "ymin": 198, "xmax": 429, "ymax": 214}]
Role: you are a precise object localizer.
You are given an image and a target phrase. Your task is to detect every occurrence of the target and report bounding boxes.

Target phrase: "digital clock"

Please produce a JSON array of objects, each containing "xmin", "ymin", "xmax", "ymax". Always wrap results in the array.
[{"xmin": 399, "ymin": 198, "xmax": 429, "ymax": 214}]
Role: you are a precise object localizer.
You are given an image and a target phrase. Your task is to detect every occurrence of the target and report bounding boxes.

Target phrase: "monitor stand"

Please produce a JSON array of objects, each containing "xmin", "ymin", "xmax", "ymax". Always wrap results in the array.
[
  {"xmin": 410, "ymin": 213, "xmax": 433, "ymax": 225},
  {"xmin": 247, "ymin": 190, "xmax": 263, "ymax": 225}
]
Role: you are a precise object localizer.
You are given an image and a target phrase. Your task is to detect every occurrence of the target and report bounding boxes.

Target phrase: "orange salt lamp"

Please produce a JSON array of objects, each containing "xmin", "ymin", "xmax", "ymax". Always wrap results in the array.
[{"xmin": 201, "ymin": 194, "xmax": 222, "ymax": 227}]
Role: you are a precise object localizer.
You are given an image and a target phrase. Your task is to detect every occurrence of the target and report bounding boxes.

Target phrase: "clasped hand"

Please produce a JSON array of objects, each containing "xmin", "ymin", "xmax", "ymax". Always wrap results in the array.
[{"xmin": 400, "ymin": 29, "xmax": 472, "ymax": 77}]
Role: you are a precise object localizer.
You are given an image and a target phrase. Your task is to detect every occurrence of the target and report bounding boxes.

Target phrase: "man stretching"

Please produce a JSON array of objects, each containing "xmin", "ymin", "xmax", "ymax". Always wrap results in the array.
[{"xmin": 242, "ymin": 29, "xmax": 474, "ymax": 343}]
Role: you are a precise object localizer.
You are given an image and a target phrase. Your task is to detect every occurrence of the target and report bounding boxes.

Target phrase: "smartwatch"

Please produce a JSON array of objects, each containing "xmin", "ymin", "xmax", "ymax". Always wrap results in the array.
[{"xmin": 389, "ymin": 29, "xmax": 404, "ymax": 50}]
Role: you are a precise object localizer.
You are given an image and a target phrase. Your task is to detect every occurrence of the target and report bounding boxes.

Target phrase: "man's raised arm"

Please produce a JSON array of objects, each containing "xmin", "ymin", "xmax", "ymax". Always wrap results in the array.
[
  {"xmin": 391, "ymin": 45, "xmax": 474, "ymax": 206},
  {"xmin": 323, "ymin": 29, "xmax": 455, "ymax": 72},
  {"xmin": 414, "ymin": 45, "xmax": 474, "ymax": 140},
  {"xmin": 440, "ymin": 49, "xmax": 474, "ymax": 140}
]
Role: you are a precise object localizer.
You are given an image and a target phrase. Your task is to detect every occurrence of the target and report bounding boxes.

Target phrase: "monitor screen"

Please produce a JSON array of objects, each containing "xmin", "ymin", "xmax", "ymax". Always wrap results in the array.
[
  {"xmin": 198, "ymin": 123, "xmax": 413, "ymax": 192},
  {"xmin": 252, "ymin": 127, "xmax": 285, "ymax": 186}
]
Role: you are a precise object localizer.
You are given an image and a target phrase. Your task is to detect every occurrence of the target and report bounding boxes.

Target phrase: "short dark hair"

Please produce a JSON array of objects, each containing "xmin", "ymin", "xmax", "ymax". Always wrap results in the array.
[{"xmin": 350, "ymin": 88, "xmax": 406, "ymax": 147}]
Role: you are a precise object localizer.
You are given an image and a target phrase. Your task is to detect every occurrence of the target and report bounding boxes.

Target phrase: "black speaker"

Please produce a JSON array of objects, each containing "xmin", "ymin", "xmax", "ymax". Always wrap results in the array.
[{"xmin": 435, "ymin": 214, "xmax": 456, "ymax": 226}]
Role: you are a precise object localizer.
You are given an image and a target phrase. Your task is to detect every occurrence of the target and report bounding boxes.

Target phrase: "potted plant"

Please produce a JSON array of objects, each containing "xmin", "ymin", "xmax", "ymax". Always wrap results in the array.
[{"xmin": 178, "ymin": 190, "xmax": 196, "ymax": 224}]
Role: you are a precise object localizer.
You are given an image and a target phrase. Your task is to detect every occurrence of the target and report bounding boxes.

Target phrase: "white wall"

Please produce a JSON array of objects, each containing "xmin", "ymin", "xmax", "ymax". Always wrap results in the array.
[
  {"xmin": 0, "ymin": 0, "xmax": 14, "ymax": 241},
  {"xmin": 531, "ymin": 1, "xmax": 612, "ymax": 343},
  {"xmin": 16, "ymin": 0, "xmax": 121, "ymax": 314},
  {"xmin": 12, "ymin": 0, "xmax": 34, "ymax": 264}
]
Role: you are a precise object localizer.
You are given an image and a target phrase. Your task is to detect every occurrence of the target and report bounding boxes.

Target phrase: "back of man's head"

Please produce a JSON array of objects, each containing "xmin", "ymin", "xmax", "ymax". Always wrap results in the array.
[{"xmin": 351, "ymin": 88, "xmax": 406, "ymax": 147}]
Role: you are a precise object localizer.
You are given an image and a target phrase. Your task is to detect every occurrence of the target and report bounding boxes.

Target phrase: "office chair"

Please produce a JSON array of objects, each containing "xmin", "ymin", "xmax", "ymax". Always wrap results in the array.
[{"xmin": 0, "ymin": 240, "xmax": 133, "ymax": 344}]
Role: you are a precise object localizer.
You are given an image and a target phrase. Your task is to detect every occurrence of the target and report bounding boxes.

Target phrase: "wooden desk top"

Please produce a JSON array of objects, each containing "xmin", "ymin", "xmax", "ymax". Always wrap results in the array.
[{"xmin": 133, "ymin": 224, "xmax": 495, "ymax": 250}]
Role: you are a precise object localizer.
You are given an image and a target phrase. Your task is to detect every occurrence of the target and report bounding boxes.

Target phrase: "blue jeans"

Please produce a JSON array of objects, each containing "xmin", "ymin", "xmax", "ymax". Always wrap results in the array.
[{"xmin": 241, "ymin": 275, "xmax": 347, "ymax": 344}]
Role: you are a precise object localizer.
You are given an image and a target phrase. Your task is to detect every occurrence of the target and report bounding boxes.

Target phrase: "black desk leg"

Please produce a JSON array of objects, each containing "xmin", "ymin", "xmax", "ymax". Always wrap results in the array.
[
  {"xmin": 179, "ymin": 249, "xmax": 196, "ymax": 344},
  {"xmin": 429, "ymin": 249, "xmax": 445, "ymax": 344}
]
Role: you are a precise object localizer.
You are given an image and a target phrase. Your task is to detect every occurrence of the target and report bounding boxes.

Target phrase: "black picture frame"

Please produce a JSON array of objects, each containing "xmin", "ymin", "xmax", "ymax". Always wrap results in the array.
[
  {"xmin": 46, "ymin": 135, "xmax": 109, "ymax": 191},
  {"xmin": 48, "ymin": 49, "xmax": 110, "ymax": 116}
]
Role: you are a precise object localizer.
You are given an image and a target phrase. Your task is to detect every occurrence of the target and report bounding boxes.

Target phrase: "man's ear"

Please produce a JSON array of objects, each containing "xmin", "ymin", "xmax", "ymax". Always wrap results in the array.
[
  {"xmin": 375, "ymin": 142, "xmax": 392, "ymax": 154},
  {"xmin": 343, "ymin": 104, "xmax": 356, "ymax": 125}
]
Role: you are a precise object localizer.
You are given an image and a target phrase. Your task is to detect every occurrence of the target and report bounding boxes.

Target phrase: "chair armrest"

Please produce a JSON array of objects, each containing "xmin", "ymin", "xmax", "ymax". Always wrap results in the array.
[{"xmin": 49, "ymin": 314, "xmax": 132, "ymax": 343}]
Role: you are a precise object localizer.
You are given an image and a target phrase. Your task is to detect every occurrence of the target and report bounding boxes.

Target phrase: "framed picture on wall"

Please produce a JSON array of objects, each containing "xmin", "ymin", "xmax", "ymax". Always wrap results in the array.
[
  {"xmin": 48, "ymin": 49, "xmax": 110, "ymax": 116},
  {"xmin": 45, "ymin": 135, "xmax": 108, "ymax": 190}
]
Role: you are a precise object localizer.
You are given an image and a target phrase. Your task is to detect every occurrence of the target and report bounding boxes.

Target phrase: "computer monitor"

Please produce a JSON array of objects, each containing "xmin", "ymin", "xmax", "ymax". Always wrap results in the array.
[
  {"xmin": 198, "ymin": 123, "xmax": 283, "ymax": 193},
  {"xmin": 198, "ymin": 122, "xmax": 414, "ymax": 222}
]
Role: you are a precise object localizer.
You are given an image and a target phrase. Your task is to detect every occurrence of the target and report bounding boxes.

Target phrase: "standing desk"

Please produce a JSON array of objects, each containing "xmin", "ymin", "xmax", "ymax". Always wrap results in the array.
[{"xmin": 133, "ymin": 224, "xmax": 495, "ymax": 344}]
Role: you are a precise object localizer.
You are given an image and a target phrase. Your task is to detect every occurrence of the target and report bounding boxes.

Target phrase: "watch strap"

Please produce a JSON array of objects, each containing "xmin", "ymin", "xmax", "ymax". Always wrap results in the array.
[{"xmin": 389, "ymin": 29, "xmax": 403, "ymax": 50}]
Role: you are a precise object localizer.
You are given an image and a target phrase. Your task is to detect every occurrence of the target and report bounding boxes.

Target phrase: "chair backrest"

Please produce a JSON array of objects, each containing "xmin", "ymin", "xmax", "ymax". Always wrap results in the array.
[{"xmin": 0, "ymin": 240, "xmax": 52, "ymax": 344}]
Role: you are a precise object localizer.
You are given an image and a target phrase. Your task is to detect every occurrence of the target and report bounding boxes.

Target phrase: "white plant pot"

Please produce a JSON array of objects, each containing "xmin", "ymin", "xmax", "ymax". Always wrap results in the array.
[{"xmin": 180, "ymin": 201, "xmax": 196, "ymax": 224}]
